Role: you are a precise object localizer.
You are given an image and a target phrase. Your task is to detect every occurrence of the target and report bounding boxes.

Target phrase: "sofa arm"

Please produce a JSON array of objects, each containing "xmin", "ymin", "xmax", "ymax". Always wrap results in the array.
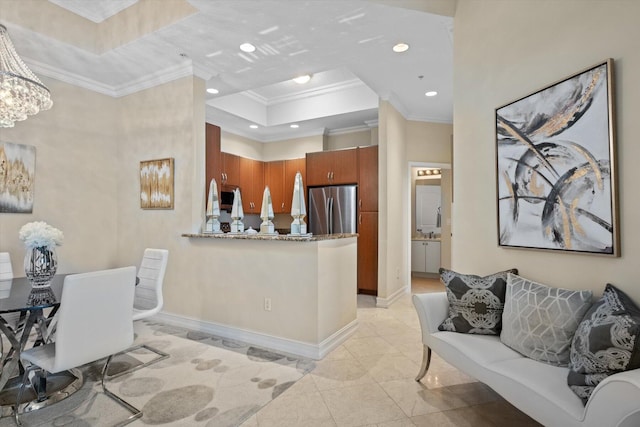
[
  {"xmin": 583, "ymin": 369, "xmax": 640, "ymax": 427},
  {"xmin": 412, "ymin": 292, "xmax": 448, "ymax": 343}
]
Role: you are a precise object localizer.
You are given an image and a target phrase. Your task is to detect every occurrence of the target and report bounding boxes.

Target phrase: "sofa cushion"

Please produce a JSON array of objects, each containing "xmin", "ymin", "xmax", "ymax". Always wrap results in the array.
[
  {"xmin": 437, "ymin": 268, "xmax": 518, "ymax": 335},
  {"xmin": 501, "ymin": 273, "xmax": 592, "ymax": 366},
  {"xmin": 568, "ymin": 284, "xmax": 640, "ymax": 404}
]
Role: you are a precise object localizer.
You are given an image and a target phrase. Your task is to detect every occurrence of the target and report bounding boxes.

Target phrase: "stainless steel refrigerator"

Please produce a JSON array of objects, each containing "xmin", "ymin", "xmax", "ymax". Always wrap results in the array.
[{"xmin": 308, "ymin": 185, "xmax": 357, "ymax": 235}]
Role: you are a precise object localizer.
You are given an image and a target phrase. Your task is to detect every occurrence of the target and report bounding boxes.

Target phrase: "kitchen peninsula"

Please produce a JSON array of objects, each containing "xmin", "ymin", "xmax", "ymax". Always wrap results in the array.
[{"xmin": 178, "ymin": 233, "xmax": 357, "ymax": 359}]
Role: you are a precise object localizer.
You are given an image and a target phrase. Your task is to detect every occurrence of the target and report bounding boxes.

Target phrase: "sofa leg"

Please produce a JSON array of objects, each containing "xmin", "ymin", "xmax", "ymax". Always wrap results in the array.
[{"xmin": 415, "ymin": 346, "xmax": 432, "ymax": 382}]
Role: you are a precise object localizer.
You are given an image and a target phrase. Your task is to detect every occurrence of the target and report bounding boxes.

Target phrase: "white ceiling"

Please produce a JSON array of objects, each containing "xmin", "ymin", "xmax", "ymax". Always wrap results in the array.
[{"xmin": 5, "ymin": 0, "xmax": 453, "ymax": 142}]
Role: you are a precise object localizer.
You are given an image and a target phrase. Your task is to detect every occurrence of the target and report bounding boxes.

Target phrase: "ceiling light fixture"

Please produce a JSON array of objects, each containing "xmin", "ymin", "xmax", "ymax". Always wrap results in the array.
[
  {"xmin": 249, "ymin": 124, "xmax": 258, "ymax": 129},
  {"xmin": 392, "ymin": 43, "xmax": 409, "ymax": 53},
  {"xmin": 206, "ymin": 88, "xmax": 219, "ymax": 94},
  {"xmin": 293, "ymin": 74, "xmax": 311, "ymax": 84},
  {"xmin": 290, "ymin": 124, "xmax": 299, "ymax": 129},
  {"xmin": 425, "ymin": 91, "xmax": 438, "ymax": 97},
  {"xmin": 0, "ymin": 24, "xmax": 53, "ymax": 128},
  {"xmin": 239, "ymin": 42, "xmax": 256, "ymax": 53}
]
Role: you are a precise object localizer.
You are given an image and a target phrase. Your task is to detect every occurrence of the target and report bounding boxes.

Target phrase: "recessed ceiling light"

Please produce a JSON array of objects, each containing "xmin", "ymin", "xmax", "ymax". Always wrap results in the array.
[
  {"xmin": 293, "ymin": 74, "xmax": 311, "ymax": 84},
  {"xmin": 425, "ymin": 91, "xmax": 438, "ymax": 97},
  {"xmin": 392, "ymin": 43, "xmax": 409, "ymax": 53},
  {"xmin": 290, "ymin": 124, "xmax": 299, "ymax": 129},
  {"xmin": 249, "ymin": 124, "xmax": 258, "ymax": 129},
  {"xmin": 239, "ymin": 42, "xmax": 256, "ymax": 53},
  {"xmin": 206, "ymin": 88, "xmax": 219, "ymax": 94}
]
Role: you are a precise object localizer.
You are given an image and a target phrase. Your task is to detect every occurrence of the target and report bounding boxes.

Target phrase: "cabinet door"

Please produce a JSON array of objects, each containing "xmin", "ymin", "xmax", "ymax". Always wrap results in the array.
[
  {"xmin": 265, "ymin": 161, "xmax": 285, "ymax": 214},
  {"xmin": 332, "ymin": 148, "xmax": 358, "ymax": 184},
  {"xmin": 411, "ymin": 241, "xmax": 427, "ymax": 272},
  {"xmin": 284, "ymin": 158, "xmax": 305, "ymax": 213},
  {"xmin": 424, "ymin": 241, "xmax": 441, "ymax": 273},
  {"xmin": 358, "ymin": 146, "xmax": 378, "ymax": 212},
  {"xmin": 221, "ymin": 152, "xmax": 240, "ymax": 187},
  {"xmin": 239, "ymin": 157, "xmax": 263, "ymax": 213},
  {"xmin": 358, "ymin": 212, "xmax": 378, "ymax": 295},
  {"xmin": 306, "ymin": 151, "xmax": 333, "ymax": 186},
  {"xmin": 205, "ymin": 123, "xmax": 221, "ymax": 201}
]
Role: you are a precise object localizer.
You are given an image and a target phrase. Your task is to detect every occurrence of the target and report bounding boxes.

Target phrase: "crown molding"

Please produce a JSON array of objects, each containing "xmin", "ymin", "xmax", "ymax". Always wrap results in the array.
[
  {"xmin": 244, "ymin": 79, "xmax": 367, "ymax": 107},
  {"xmin": 327, "ymin": 124, "xmax": 374, "ymax": 136},
  {"xmin": 26, "ymin": 57, "xmax": 198, "ymax": 98}
]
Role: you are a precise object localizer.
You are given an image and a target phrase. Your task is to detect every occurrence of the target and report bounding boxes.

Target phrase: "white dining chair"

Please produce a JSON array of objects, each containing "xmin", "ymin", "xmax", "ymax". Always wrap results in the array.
[
  {"xmin": 14, "ymin": 266, "xmax": 142, "ymax": 426},
  {"xmin": 0, "ymin": 252, "xmax": 12, "ymax": 281},
  {"xmin": 110, "ymin": 248, "xmax": 169, "ymax": 379},
  {"xmin": 0, "ymin": 252, "xmax": 20, "ymax": 355}
]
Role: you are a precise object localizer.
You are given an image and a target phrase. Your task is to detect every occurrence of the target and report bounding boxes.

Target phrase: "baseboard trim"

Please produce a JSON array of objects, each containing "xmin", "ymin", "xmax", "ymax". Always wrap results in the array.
[
  {"xmin": 376, "ymin": 285, "xmax": 409, "ymax": 308},
  {"xmin": 152, "ymin": 312, "xmax": 358, "ymax": 360}
]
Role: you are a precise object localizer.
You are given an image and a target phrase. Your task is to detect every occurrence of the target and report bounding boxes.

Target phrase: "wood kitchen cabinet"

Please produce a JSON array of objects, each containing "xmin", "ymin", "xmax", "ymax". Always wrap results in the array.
[
  {"xmin": 306, "ymin": 148, "xmax": 358, "ymax": 186},
  {"xmin": 264, "ymin": 160, "xmax": 286, "ymax": 213},
  {"xmin": 239, "ymin": 157, "xmax": 264, "ymax": 213},
  {"xmin": 264, "ymin": 158, "xmax": 306, "ymax": 214},
  {"xmin": 284, "ymin": 158, "xmax": 306, "ymax": 212},
  {"xmin": 358, "ymin": 211, "xmax": 378, "ymax": 294},
  {"xmin": 358, "ymin": 146, "xmax": 378, "ymax": 212},
  {"xmin": 205, "ymin": 123, "xmax": 221, "ymax": 200},
  {"xmin": 220, "ymin": 152, "xmax": 240, "ymax": 187},
  {"xmin": 356, "ymin": 146, "xmax": 379, "ymax": 295}
]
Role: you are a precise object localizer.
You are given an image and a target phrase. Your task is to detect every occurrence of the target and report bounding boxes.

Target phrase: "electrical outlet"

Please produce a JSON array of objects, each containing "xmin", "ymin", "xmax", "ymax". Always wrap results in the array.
[{"xmin": 264, "ymin": 297, "xmax": 272, "ymax": 311}]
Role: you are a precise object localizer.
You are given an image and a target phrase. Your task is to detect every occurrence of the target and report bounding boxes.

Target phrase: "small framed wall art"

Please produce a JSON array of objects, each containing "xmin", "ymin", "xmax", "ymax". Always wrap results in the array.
[
  {"xmin": 0, "ymin": 142, "xmax": 36, "ymax": 213},
  {"xmin": 140, "ymin": 158, "xmax": 174, "ymax": 209},
  {"xmin": 495, "ymin": 59, "xmax": 619, "ymax": 256}
]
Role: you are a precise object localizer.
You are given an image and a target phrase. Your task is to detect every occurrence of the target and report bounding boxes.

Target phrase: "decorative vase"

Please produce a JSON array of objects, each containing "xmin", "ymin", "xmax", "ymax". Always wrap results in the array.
[{"xmin": 24, "ymin": 246, "xmax": 58, "ymax": 288}]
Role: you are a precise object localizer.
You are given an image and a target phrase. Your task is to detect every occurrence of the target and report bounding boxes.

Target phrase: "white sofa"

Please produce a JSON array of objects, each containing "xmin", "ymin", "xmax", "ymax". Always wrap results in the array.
[{"xmin": 412, "ymin": 292, "xmax": 640, "ymax": 427}]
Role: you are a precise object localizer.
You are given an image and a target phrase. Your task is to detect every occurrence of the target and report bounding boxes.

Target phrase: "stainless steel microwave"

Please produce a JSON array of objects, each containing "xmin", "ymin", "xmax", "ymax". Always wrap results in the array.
[{"xmin": 220, "ymin": 184, "xmax": 238, "ymax": 211}]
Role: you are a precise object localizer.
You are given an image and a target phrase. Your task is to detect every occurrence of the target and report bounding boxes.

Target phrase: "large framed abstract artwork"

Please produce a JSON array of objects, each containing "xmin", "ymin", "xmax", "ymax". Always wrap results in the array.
[
  {"xmin": 140, "ymin": 158, "xmax": 174, "ymax": 209},
  {"xmin": 0, "ymin": 142, "xmax": 36, "ymax": 214},
  {"xmin": 496, "ymin": 59, "xmax": 619, "ymax": 256}
]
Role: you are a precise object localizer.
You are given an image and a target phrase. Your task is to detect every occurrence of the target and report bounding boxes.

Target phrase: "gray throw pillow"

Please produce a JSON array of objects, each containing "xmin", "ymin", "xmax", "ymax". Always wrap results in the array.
[
  {"xmin": 568, "ymin": 284, "xmax": 640, "ymax": 404},
  {"xmin": 500, "ymin": 273, "xmax": 592, "ymax": 366},
  {"xmin": 438, "ymin": 268, "xmax": 518, "ymax": 335}
]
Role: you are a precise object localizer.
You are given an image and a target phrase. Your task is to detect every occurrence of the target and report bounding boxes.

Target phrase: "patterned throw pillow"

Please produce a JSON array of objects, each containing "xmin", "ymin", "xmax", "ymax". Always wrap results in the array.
[
  {"xmin": 568, "ymin": 284, "xmax": 640, "ymax": 404},
  {"xmin": 437, "ymin": 268, "xmax": 518, "ymax": 335},
  {"xmin": 500, "ymin": 273, "xmax": 593, "ymax": 367}
]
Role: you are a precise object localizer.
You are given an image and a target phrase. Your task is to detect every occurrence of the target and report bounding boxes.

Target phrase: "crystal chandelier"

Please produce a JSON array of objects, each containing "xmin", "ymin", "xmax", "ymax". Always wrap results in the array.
[{"xmin": 0, "ymin": 24, "xmax": 53, "ymax": 128}]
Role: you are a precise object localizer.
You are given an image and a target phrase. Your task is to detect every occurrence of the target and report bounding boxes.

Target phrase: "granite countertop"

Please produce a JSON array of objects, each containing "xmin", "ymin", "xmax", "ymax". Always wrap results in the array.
[
  {"xmin": 182, "ymin": 232, "xmax": 358, "ymax": 242},
  {"xmin": 412, "ymin": 236, "xmax": 442, "ymax": 242}
]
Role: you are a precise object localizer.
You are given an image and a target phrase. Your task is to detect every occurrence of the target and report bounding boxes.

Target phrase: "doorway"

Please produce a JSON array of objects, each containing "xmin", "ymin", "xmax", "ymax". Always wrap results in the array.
[{"xmin": 407, "ymin": 162, "xmax": 451, "ymax": 282}]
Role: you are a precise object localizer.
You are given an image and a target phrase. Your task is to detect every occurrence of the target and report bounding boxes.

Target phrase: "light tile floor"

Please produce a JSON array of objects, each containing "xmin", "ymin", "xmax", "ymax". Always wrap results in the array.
[{"xmin": 241, "ymin": 276, "xmax": 541, "ymax": 427}]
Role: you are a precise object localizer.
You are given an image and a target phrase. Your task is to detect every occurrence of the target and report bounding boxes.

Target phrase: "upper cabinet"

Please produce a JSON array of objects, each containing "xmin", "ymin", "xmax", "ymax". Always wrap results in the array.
[
  {"xmin": 306, "ymin": 148, "xmax": 358, "ymax": 186},
  {"xmin": 284, "ymin": 158, "xmax": 306, "ymax": 213},
  {"xmin": 265, "ymin": 158, "xmax": 306, "ymax": 214},
  {"xmin": 220, "ymin": 152, "xmax": 240, "ymax": 187},
  {"xmin": 205, "ymin": 123, "xmax": 221, "ymax": 200},
  {"xmin": 358, "ymin": 145, "xmax": 378, "ymax": 212},
  {"xmin": 239, "ymin": 157, "xmax": 264, "ymax": 214}
]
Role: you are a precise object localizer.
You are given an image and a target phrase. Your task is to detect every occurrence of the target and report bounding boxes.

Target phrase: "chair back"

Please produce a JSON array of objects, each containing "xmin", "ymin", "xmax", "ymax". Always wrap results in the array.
[
  {"xmin": 0, "ymin": 252, "xmax": 12, "ymax": 280},
  {"xmin": 133, "ymin": 248, "xmax": 168, "ymax": 320},
  {"xmin": 52, "ymin": 266, "xmax": 137, "ymax": 373}
]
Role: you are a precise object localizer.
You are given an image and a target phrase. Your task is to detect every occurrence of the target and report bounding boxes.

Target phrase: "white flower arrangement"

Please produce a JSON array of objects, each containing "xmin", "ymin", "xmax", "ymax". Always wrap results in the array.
[{"xmin": 19, "ymin": 221, "xmax": 64, "ymax": 249}]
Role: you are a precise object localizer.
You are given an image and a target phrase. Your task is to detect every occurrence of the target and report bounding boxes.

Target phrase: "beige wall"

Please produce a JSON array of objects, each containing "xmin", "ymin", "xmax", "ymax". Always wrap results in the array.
[
  {"xmin": 453, "ymin": 0, "xmax": 640, "ymax": 301},
  {"xmin": 325, "ymin": 129, "xmax": 374, "ymax": 151},
  {"xmin": 378, "ymin": 100, "xmax": 407, "ymax": 301},
  {"xmin": 262, "ymin": 135, "xmax": 323, "ymax": 161},
  {"xmin": 0, "ymin": 78, "xmax": 120, "ymax": 274}
]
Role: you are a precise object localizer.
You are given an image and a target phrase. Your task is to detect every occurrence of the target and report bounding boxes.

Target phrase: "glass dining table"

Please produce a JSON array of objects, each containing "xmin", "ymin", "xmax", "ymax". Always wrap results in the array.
[{"xmin": 0, "ymin": 275, "xmax": 82, "ymax": 414}]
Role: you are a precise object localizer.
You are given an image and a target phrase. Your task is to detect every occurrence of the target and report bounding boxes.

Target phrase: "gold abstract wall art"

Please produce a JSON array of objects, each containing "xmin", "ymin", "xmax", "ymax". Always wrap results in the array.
[
  {"xmin": 496, "ymin": 59, "xmax": 618, "ymax": 256},
  {"xmin": 0, "ymin": 142, "xmax": 36, "ymax": 213},
  {"xmin": 140, "ymin": 158, "xmax": 174, "ymax": 209}
]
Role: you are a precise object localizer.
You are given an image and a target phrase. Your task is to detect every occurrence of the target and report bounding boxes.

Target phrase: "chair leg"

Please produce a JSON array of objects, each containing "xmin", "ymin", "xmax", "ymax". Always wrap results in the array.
[
  {"xmin": 415, "ymin": 345, "xmax": 432, "ymax": 382},
  {"xmin": 14, "ymin": 364, "xmax": 37, "ymax": 426},
  {"xmin": 101, "ymin": 355, "xmax": 143, "ymax": 426},
  {"xmin": 108, "ymin": 344, "xmax": 169, "ymax": 379}
]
